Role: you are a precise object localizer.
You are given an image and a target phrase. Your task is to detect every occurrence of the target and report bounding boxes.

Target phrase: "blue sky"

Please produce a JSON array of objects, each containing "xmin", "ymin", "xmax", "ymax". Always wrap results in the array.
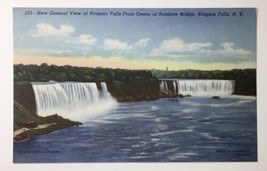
[{"xmin": 14, "ymin": 8, "xmax": 256, "ymax": 70}]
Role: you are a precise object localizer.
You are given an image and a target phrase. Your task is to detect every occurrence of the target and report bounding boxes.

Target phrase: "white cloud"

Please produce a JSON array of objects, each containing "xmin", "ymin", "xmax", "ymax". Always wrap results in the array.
[
  {"xmin": 203, "ymin": 42, "xmax": 252, "ymax": 57},
  {"xmin": 157, "ymin": 38, "xmax": 212, "ymax": 53},
  {"xmin": 135, "ymin": 38, "xmax": 151, "ymax": 46},
  {"xmin": 150, "ymin": 38, "xmax": 253, "ymax": 63},
  {"xmin": 33, "ymin": 23, "xmax": 75, "ymax": 37},
  {"xmin": 67, "ymin": 34, "xmax": 97, "ymax": 46},
  {"xmin": 104, "ymin": 39, "xmax": 132, "ymax": 50},
  {"xmin": 220, "ymin": 42, "xmax": 251, "ymax": 56}
]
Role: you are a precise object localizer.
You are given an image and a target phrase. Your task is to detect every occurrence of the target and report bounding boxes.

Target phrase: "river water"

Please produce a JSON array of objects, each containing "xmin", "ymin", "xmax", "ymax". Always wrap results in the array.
[{"xmin": 14, "ymin": 96, "xmax": 257, "ymax": 162}]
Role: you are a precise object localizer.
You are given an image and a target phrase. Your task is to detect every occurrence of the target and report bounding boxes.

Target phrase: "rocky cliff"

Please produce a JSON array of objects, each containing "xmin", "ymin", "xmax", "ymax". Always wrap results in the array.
[{"xmin": 14, "ymin": 82, "xmax": 37, "ymax": 114}]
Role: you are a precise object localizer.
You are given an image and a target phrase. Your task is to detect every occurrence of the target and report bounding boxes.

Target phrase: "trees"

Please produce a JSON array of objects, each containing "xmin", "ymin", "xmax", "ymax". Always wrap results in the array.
[{"xmin": 13, "ymin": 63, "xmax": 158, "ymax": 84}]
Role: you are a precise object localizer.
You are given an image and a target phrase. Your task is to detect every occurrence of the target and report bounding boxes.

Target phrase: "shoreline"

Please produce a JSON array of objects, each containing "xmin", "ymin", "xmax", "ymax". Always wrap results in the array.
[
  {"xmin": 13, "ymin": 121, "xmax": 81, "ymax": 143},
  {"xmin": 14, "ymin": 123, "xmax": 57, "ymax": 142},
  {"xmin": 14, "ymin": 101, "xmax": 82, "ymax": 143}
]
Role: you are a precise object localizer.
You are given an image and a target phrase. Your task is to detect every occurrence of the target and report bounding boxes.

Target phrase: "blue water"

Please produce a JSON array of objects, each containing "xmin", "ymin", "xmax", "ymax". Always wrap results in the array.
[{"xmin": 14, "ymin": 96, "xmax": 257, "ymax": 162}]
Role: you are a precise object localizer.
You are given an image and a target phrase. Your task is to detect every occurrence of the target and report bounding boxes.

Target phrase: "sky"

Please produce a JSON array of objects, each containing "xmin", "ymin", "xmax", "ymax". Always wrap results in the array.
[{"xmin": 13, "ymin": 8, "xmax": 256, "ymax": 70}]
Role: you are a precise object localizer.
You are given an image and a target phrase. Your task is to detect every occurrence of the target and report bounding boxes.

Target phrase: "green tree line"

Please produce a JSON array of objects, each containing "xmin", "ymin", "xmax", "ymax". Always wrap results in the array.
[{"xmin": 14, "ymin": 63, "xmax": 158, "ymax": 84}]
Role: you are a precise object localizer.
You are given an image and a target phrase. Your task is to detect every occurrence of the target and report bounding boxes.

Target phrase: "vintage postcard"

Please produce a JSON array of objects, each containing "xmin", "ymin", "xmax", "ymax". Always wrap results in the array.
[{"xmin": 13, "ymin": 8, "xmax": 257, "ymax": 163}]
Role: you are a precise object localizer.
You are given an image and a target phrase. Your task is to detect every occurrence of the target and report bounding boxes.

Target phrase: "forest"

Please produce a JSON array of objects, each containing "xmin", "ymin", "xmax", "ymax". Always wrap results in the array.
[{"xmin": 14, "ymin": 63, "xmax": 157, "ymax": 84}]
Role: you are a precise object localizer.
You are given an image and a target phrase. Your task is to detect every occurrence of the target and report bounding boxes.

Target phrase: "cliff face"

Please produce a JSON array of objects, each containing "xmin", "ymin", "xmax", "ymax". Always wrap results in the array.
[
  {"xmin": 108, "ymin": 81, "xmax": 161, "ymax": 102},
  {"xmin": 233, "ymin": 88, "xmax": 256, "ymax": 96},
  {"xmin": 14, "ymin": 101, "xmax": 42, "ymax": 131},
  {"xmin": 14, "ymin": 82, "xmax": 37, "ymax": 114}
]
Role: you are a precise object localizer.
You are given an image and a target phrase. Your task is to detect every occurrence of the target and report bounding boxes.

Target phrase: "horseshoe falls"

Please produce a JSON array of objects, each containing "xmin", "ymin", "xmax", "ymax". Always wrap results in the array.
[
  {"xmin": 160, "ymin": 79, "xmax": 235, "ymax": 97},
  {"xmin": 31, "ymin": 81, "xmax": 117, "ymax": 122}
]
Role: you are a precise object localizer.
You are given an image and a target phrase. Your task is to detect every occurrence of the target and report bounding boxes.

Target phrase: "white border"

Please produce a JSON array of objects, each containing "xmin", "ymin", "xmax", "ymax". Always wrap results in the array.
[{"xmin": 1, "ymin": 0, "xmax": 267, "ymax": 171}]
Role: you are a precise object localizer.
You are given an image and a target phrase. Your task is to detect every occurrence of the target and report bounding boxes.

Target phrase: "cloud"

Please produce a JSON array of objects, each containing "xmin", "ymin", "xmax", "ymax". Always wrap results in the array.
[
  {"xmin": 212, "ymin": 42, "xmax": 252, "ymax": 57},
  {"xmin": 33, "ymin": 23, "xmax": 75, "ymax": 37},
  {"xmin": 104, "ymin": 39, "xmax": 133, "ymax": 50},
  {"xmin": 135, "ymin": 38, "xmax": 151, "ymax": 46},
  {"xmin": 156, "ymin": 38, "xmax": 212, "ymax": 53},
  {"xmin": 150, "ymin": 38, "xmax": 253, "ymax": 63},
  {"xmin": 197, "ymin": 42, "xmax": 252, "ymax": 62},
  {"xmin": 67, "ymin": 34, "xmax": 97, "ymax": 46},
  {"xmin": 104, "ymin": 38, "xmax": 151, "ymax": 50}
]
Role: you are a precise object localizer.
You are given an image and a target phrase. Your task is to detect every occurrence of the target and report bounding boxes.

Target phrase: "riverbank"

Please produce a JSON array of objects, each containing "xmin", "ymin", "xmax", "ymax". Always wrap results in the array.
[{"xmin": 14, "ymin": 101, "xmax": 81, "ymax": 142}]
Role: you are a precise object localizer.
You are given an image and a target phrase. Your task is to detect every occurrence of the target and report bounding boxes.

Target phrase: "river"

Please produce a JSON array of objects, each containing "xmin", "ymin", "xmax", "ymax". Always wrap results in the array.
[{"xmin": 14, "ymin": 95, "xmax": 257, "ymax": 162}]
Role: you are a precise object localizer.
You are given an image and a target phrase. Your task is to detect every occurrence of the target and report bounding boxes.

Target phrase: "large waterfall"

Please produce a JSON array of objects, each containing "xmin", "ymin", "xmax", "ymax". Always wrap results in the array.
[
  {"xmin": 31, "ymin": 81, "xmax": 117, "ymax": 122},
  {"xmin": 160, "ymin": 79, "xmax": 235, "ymax": 97}
]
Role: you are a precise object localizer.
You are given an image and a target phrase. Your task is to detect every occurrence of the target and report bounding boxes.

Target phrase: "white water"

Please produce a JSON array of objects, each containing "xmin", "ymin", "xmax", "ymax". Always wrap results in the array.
[
  {"xmin": 31, "ymin": 81, "xmax": 117, "ymax": 122},
  {"xmin": 160, "ymin": 81, "xmax": 169, "ymax": 92},
  {"xmin": 160, "ymin": 79, "xmax": 235, "ymax": 97}
]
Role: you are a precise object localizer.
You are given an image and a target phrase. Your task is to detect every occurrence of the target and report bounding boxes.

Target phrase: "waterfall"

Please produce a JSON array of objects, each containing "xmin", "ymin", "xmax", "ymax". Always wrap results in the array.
[
  {"xmin": 173, "ymin": 81, "xmax": 177, "ymax": 94},
  {"xmin": 31, "ymin": 81, "xmax": 117, "ymax": 122},
  {"xmin": 101, "ymin": 82, "xmax": 110, "ymax": 98},
  {"xmin": 160, "ymin": 79, "xmax": 235, "ymax": 97}
]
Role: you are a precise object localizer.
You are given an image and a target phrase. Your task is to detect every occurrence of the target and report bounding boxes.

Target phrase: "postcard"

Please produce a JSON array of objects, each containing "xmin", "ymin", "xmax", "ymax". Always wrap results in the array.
[{"xmin": 13, "ymin": 8, "xmax": 257, "ymax": 163}]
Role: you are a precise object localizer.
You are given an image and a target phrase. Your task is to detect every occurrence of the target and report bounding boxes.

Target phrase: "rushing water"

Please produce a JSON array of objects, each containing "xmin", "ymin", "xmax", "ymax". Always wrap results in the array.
[
  {"xmin": 31, "ymin": 81, "xmax": 117, "ymax": 122},
  {"xmin": 160, "ymin": 80, "xmax": 235, "ymax": 97},
  {"xmin": 14, "ymin": 95, "xmax": 257, "ymax": 162}
]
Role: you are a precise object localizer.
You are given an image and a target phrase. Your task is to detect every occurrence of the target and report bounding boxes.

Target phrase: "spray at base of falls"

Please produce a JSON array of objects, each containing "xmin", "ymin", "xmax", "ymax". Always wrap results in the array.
[
  {"xmin": 160, "ymin": 79, "xmax": 235, "ymax": 97},
  {"xmin": 31, "ymin": 81, "xmax": 117, "ymax": 122}
]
